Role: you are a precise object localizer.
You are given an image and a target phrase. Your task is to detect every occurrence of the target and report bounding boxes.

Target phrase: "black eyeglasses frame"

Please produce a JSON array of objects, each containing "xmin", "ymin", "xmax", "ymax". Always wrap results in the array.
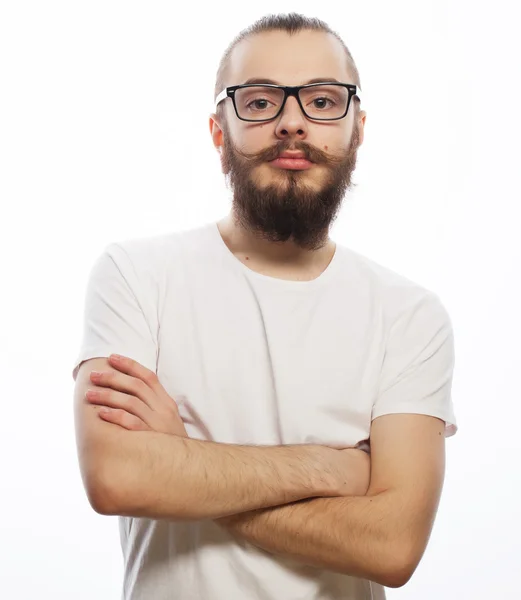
[{"xmin": 214, "ymin": 82, "xmax": 362, "ymax": 122}]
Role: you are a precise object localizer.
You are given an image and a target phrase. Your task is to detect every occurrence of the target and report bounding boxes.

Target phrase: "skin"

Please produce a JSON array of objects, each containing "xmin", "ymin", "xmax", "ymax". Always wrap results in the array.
[{"xmin": 209, "ymin": 29, "xmax": 367, "ymax": 280}]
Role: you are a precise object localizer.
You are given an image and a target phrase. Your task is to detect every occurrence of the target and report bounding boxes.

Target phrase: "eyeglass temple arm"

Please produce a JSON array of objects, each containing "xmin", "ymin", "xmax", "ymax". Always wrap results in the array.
[{"xmin": 213, "ymin": 88, "xmax": 231, "ymax": 112}]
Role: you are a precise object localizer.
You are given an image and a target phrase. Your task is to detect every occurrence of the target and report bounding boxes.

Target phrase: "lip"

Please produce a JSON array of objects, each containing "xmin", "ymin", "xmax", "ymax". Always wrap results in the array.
[
  {"xmin": 278, "ymin": 151, "xmax": 307, "ymax": 159},
  {"xmin": 269, "ymin": 157, "xmax": 314, "ymax": 170}
]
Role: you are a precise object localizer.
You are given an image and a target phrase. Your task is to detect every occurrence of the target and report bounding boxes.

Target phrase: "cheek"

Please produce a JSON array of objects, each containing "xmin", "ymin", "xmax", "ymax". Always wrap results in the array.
[{"xmin": 240, "ymin": 128, "xmax": 274, "ymax": 154}]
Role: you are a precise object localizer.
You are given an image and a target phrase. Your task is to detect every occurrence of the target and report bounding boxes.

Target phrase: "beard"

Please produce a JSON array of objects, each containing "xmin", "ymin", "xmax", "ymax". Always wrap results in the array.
[{"xmin": 220, "ymin": 119, "xmax": 361, "ymax": 251}]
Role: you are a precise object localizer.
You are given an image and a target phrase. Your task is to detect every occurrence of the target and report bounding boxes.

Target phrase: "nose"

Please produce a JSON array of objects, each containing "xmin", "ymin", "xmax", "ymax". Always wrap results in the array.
[{"xmin": 274, "ymin": 95, "xmax": 309, "ymax": 140}]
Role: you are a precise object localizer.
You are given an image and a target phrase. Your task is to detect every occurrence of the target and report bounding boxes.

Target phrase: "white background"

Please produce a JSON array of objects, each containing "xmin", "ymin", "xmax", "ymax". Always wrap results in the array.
[{"xmin": 1, "ymin": 1, "xmax": 519, "ymax": 598}]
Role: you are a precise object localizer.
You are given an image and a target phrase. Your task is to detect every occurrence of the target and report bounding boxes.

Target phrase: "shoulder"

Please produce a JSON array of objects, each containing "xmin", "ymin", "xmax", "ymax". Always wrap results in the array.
[
  {"xmin": 336, "ymin": 243, "xmax": 451, "ymax": 327},
  {"xmin": 105, "ymin": 222, "xmax": 215, "ymax": 275}
]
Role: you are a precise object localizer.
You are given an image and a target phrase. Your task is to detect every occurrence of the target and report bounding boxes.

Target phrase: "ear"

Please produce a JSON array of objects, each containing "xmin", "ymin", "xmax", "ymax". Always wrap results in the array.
[
  {"xmin": 358, "ymin": 110, "xmax": 367, "ymax": 147},
  {"xmin": 209, "ymin": 113, "xmax": 224, "ymax": 153}
]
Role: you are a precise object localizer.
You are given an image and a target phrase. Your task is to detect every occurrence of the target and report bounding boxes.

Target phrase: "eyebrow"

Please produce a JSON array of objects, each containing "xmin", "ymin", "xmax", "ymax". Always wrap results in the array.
[{"xmin": 242, "ymin": 77, "xmax": 341, "ymax": 85}]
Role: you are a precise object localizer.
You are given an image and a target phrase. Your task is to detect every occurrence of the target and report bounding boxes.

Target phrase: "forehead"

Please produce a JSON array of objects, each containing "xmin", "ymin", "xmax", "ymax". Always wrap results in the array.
[{"xmin": 227, "ymin": 30, "xmax": 351, "ymax": 86}]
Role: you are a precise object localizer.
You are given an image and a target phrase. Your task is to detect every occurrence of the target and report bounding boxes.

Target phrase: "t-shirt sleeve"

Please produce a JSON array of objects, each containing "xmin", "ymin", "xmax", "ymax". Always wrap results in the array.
[
  {"xmin": 72, "ymin": 243, "xmax": 158, "ymax": 382},
  {"xmin": 372, "ymin": 291, "xmax": 458, "ymax": 437}
]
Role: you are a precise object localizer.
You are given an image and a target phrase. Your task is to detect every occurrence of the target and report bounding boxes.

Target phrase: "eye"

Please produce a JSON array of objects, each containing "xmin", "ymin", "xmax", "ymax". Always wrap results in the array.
[
  {"xmin": 310, "ymin": 97, "xmax": 336, "ymax": 110},
  {"xmin": 246, "ymin": 98, "xmax": 274, "ymax": 111}
]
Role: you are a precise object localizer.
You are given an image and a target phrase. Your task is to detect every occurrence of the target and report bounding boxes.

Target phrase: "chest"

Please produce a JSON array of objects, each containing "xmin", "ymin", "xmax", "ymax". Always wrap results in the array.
[{"xmin": 155, "ymin": 277, "xmax": 385, "ymax": 447}]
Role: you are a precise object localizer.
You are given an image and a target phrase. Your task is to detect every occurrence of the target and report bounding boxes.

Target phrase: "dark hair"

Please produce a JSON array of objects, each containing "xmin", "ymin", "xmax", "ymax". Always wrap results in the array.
[{"xmin": 214, "ymin": 12, "xmax": 362, "ymax": 124}]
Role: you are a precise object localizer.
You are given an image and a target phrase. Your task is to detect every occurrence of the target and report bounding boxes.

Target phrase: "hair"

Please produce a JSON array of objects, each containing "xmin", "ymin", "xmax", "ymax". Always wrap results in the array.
[{"xmin": 214, "ymin": 12, "xmax": 362, "ymax": 125}]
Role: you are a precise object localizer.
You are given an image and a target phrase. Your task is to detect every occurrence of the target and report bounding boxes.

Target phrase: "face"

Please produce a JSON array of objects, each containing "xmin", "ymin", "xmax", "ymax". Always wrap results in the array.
[{"xmin": 210, "ymin": 30, "xmax": 366, "ymax": 251}]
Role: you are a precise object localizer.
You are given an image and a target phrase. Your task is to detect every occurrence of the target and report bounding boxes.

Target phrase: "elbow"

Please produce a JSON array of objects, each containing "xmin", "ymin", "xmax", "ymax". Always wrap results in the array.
[
  {"xmin": 360, "ymin": 562, "xmax": 413, "ymax": 590},
  {"xmin": 381, "ymin": 545, "xmax": 418, "ymax": 589},
  {"xmin": 340, "ymin": 538, "xmax": 415, "ymax": 588},
  {"xmin": 81, "ymin": 461, "xmax": 129, "ymax": 516},
  {"xmin": 381, "ymin": 564, "xmax": 414, "ymax": 589},
  {"xmin": 87, "ymin": 480, "xmax": 121, "ymax": 516}
]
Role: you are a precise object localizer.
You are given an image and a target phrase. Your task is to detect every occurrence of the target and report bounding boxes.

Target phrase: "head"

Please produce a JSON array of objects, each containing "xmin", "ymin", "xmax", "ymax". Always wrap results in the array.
[{"xmin": 209, "ymin": 13, "xmax": 367, "ymax": 251}]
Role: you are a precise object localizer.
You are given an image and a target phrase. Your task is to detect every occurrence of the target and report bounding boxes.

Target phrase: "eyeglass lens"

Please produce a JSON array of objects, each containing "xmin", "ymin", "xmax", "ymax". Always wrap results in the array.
[{"xmin": 234, "ymin": 85, "xmax": 350, "ymax": 120}]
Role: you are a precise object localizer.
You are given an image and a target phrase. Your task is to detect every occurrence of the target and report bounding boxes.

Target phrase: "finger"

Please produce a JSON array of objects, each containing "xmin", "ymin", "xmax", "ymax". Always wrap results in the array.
[
  {"xmin": 108, "ymin": 355, "xmax": 178, "ymax": 412},
  {"xmin": 108, "ymin": 354, "xmax": 158, "ymax": 389},
  {"xmin": 89, "ymin": 368, "xmax": 158, "ymax": 411},
  {"xmin": 98, "ymin": 407, "xmax": 151, "ymax": 431},
  {"xmin": 87, "ymin": 389, "xmax": 152, "ymax": 425},
  {"xmin": 107, "ymin": 354, "xmax": 164, "ymax": 410}
]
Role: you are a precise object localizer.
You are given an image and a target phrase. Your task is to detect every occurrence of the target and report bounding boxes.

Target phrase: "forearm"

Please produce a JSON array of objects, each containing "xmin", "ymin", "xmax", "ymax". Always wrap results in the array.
[
  {"xmin": 220, "ymin": 491, "xmax": 405, "ymax": 588},
  {"xmin": 97, "ymin": 430, "xmax": 339, "ymax": 520}
]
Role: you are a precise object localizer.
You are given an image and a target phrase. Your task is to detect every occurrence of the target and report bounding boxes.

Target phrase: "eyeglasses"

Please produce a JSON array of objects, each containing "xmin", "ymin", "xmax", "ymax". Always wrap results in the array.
[{"xmin": 214, "ymin": 82, "xmax": 361, "ymax": 122}]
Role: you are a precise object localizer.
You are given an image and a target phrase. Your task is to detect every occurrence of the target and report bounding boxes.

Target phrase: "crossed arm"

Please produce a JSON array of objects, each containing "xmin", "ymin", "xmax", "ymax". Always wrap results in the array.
[
  {"xmin": 78, "ymin": 393, "xmax": 445, "ymax": 588},
  {"xmin": 215, "ymin": 413, "xmax": 446, "ymax": 588}
]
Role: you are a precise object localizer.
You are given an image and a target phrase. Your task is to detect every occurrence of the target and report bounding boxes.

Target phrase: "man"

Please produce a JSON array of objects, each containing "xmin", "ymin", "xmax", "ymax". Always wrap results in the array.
[{"xmin": 72, "ymin": 12, "xmax": 458, "ymax": 600}]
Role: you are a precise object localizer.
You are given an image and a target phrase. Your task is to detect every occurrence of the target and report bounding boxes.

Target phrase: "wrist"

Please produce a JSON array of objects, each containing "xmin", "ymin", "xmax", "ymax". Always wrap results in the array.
[
  {"xmin": 345, "ymin": 448, "xmax": 371, "ymax": 496},
  {"xmin": 301, "ymin": 445, "xmax": 344, "ymax": 497}
]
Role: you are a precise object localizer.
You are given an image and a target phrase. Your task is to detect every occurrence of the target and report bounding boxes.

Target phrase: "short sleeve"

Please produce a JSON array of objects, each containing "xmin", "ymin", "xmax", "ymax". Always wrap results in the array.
[
  {"xmin": 372, "ymin": 292, "xmax": 458, "ymax": 437},
  {"xmin": 72, "ymin": 244, "xmax": 158, "ymax": 381}
]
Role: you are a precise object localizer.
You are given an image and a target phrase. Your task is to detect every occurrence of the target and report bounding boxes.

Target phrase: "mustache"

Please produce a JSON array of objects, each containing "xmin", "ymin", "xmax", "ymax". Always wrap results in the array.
[{"xmin": 232, "ymin": 140, "xmax": 348, "ymax": 167}]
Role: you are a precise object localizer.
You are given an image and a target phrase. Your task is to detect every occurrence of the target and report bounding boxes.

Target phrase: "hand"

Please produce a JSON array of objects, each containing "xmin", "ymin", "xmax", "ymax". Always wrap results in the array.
[
  {"xmin": 314, "ymin": 445, "xmax": 371, "ymax": 497},
  {"xmin": 342, "ymin": 448, "xmax": 371, "ymax": 496},
  {"xmin": 85, "ymin": 354, "xmax": 188, "ymax": 437}
]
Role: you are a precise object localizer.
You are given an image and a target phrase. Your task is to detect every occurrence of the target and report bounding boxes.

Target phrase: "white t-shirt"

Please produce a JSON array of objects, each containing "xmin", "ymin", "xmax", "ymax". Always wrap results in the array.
[{"xmin": 72, "ymin": 220, "xmax": 458, "ymax": 600}]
